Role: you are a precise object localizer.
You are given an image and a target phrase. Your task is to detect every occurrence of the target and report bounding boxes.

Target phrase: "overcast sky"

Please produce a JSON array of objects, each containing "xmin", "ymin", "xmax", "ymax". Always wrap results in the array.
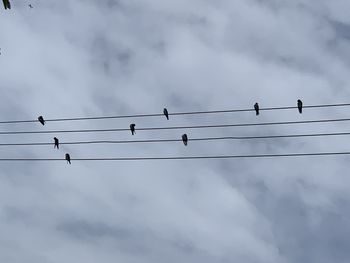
[{"xmin": 1, "ymin": 0, "xmax": 350, "ymax": 262}]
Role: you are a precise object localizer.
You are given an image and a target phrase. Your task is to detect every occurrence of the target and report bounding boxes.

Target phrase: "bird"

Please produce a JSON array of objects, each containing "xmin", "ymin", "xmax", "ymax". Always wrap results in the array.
[
  {"xmin": 38, "ymin": 116, "xmax": 45, "ymax": 125},
  {"xmin": 2, "ymin": 0, "xmax": 11, "ymax": 9},
  {"xmin": 297, "ymin": 99, "xmax": 303, "ymax": 114},
  {"xmin": 65, "ymin": 153, "xmax": 71, "ymax": 164},
  {"xmin": 28, "ymin": 4, "xmax": 33, "ymax": 8},
  {"xmin": 163, "ymin": 108, "xmax": 169, "ymax": 120},
  {"xmin": 130, "ymin": 124, "xmax": 136, "ymax": 135},
  {"xmin": 54, "ymin": 137, "xmax": 59, "ymax": 149},
  {"xmin": 254, "ymin": 102, "xmax": 259, "ymax": 116},
  {"xmin": 182, "ymin": 134, "xmax": 188, "ymax": 146}
]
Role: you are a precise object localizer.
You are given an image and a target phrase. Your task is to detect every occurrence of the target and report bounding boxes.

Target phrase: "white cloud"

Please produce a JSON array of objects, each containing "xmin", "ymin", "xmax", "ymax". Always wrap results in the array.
[{"xmin": 0, "ymin": 1, "xmax": 350, "ymax": 262}]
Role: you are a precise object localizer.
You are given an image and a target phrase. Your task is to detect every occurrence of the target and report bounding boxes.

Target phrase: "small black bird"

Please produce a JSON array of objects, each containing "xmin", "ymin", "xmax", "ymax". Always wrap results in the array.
[
  {"xmin": 297, "ymin": 99, "xmax": 303, "ymax": 114},
  {"xmin": 38, "ymin": 116, "xmax": 45, "ymax": 125},
  {"xmin": 130, "ymin": 124, "xmax": 136, "ymax": 135},
  {"xmin": 163, "ymin": 108, "xmax": 169, "ymax": 120},
  {"xmin": 54, "ymin": 137, "xmax": 59, "ymax": 149},
  {"xmin": 182, "ymin": 134, "xmax": 188, "ymax": 146},
  {"xmin": 28, "ymin": 4, "xmax": 33, "ymax": 8},
  {"xmin": 65, "ymin": 153, "xmax": 71, "ymax": 164},
  {"xmin": 3, "ymin": 0, "xmax": 11, "ymax": 10},
  {"xmin": 254, "ymin": 102, "xmax": 259, "ymax": 116}
]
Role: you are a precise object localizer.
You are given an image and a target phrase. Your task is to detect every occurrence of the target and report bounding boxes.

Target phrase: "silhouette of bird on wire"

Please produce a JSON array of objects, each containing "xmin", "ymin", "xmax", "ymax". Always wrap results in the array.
[
  {"xmin": 182, "ymin": 134, "xmax": 188, "ymax": 146},
  {"xmin": 65, "ymin": 153, "xmax": 71, "ymax": 164},
  {"xmin": 297, "ymin": 99, "xmax": 303, "ymax": 114},
  {"xmin": 130, "ymin": 124, "xmax": 136, "ymax": 135},
  {"xmin": 2, "ymin": 0, "xmax": 11, "ymax": 10},
  {"xmin": 38, "ymin": 116, "xmax": 45, "ymax": 125},
  {"xmin": 163, "ymin": 108, "xmax": 169, "ymax": 120},
  {"xmin": 54, "ymin": 137, "xmax": 59, "ymax": 149},
  {"xmin": 254, "ymin": 102, "xmax": 259, "ymax": 116}
]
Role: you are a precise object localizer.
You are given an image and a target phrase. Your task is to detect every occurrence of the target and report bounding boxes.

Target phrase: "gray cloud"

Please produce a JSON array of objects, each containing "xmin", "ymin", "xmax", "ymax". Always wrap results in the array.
[{"xmin": 1, "ymin": 1, "xmax": 350, "ymax": 262}]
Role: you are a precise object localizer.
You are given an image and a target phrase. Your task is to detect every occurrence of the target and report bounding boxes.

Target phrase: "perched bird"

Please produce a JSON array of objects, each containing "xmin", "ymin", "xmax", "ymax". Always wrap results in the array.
[
  {"xmin": 3, "ymin": 0, "xmax": 11, "ymax": 10},
  {"xmin": 182, "ymin": 134, "xmax": 188, "ymax": 146},
  {"xmin": 38, "ymin": 116, "xmax": 45, "ymax": 125},
  {"xmin": 28, "ymin": 4, "xmax": 33, "ymax": 8},
  {"xmin": 254, "ymin": 102, "xmax": 259, "ymax": 116},
  {"xmin": 54, "ymin": 137, "xmax": 59, "ymax": 149},
  {"xmin": 163, "ymin": 108, "xmax": 169, "ymax": 120},
  {"xmin": 130, "ymin": 124, "xmax": 136, "ymax": 135},
  {"xmin": 297, "ymin": 99, "xmax": 303, "ymax": 114},
  {"xmin": 65, "ymin": 153, "xmax": 71, "ymax": 164}
]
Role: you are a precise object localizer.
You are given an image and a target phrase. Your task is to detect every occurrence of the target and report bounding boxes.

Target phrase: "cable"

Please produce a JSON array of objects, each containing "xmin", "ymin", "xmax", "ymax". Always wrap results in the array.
[
  {"xmin": 0, "ymin": 151, "xmax": 350, "ymax": 161},
  {"xmin": 2, "ymin": 131, "xmax": 350, "ymax": 146},
  {"xmin": 1, "ymin": 102, "xmax": 350, "ymax": 124},
  {"xmin": 1, "ymin": 117, "xmax": 350, "ymax": 135}
]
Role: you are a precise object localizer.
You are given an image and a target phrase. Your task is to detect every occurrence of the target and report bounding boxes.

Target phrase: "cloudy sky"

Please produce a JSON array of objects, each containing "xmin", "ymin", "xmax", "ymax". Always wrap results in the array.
[{"xmin": 1, "ymin": 0, "xmax": 350, "ymax": 262}]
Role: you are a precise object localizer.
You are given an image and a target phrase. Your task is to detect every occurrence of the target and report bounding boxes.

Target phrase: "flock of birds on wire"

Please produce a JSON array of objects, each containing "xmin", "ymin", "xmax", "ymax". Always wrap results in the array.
[
  {"xmin": 1, "ymin": 4, "xmax": 316, "ymax": 163},
  {"xmin": 31, "ymin": 100, "xmax": 304, "ymax": 164},
  {"xmin": 2, "ymin": 2, "xmax": 340, "ymax": 163}
]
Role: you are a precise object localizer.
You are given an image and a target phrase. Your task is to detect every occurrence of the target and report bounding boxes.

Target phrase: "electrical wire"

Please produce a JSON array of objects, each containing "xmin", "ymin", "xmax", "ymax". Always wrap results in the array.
[
  {"xmin": 1, "ymin": 117, "xmax": 350, "ymax": 135},
  {"xmin": 1, "ymin": 131, "xmax": 350, "ymax": 146},
  {"xmin": 1, "ymin": 102, "xmax": 350, "ymax": 124},
  {"xmin": 0, "ymin": 151, "xmax": 350, "ymax": 161}
]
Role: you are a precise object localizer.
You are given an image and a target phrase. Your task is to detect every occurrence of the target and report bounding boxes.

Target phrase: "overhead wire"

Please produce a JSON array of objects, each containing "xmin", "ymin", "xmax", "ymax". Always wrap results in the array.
[
  {"xmin": 1, "ymin": 117, "xmax": 350, "ymax": 135},
  {"xmin": 1, "ymin": 131, "xmax": 350, "ymax": 146},
  {"xmin": 1, "ymin": 151, "xmax": 350, "ymax": 161},
  {"xmin": 1, "ymin": 103, "xmax": 350, "ymax": 162},
  {"xmin": 0, "ymin": 102, "xmax": 350, "ymax": 124}
]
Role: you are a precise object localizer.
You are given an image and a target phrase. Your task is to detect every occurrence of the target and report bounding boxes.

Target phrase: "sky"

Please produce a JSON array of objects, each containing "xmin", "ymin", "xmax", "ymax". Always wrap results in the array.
[{"xmin": 1, "ymin": 0, "xmax": 350, "ymax": 262}]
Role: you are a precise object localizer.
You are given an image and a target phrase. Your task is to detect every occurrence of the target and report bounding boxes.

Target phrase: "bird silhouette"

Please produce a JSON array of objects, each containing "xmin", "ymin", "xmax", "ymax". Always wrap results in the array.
[
  {"xmin": 3, "ymin": 0, "xmax": 11, "ymax": 9},
  {"xmin": 182, "ymin": 134, "xmax": 188, "ymax": 146},
  {"xmin": 297, "ymin": 99, "xmax": 303, "ymax": 114},
  {"xmin": 65, "ymin": 153, "xmax": 71, "ymax": 164},
  {"xmin": 130, "ymin": 124, "xmax": 136, "ymax": 135},
  {"xmin": 38, "ymin": 116, "xmax": 45, "ymax": 125},
  {"xmin": 163, "ymin": 108, "xmax": 169, "ymax": 120},
  {"xmin": 254, "ymin": 102, "xmax": 259, "ymax": 116},
  {"xmin": 28, "ymin": 4, "xmax": 33, "ymax": 8},
  {"xmin": 54, "ymin": 137, "xmax": 59, "ymax": 149}
]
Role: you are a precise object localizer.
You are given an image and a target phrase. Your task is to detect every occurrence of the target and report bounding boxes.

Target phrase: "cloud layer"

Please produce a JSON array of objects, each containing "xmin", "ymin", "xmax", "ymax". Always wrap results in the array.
[{"xmin": 1, "ymin": 1, "xmax": 350, "ymax": 262}]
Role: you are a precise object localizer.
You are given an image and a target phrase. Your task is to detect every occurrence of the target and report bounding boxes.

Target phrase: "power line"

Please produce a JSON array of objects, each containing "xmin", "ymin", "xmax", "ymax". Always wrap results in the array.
[
  {"xmin": 0, "ymin": 151, "xmax": 350, "ymax": 161},
  {"xmin": 1, "ymin": 102, "xmax": 350, "ymax": 124},
  {"xmin": 2, "ymin": 131, "xmax": 350, "ymax": 146},
  {"xmin": 1, "ymin": 117, "xmax": 350, "ymax": 135}
]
